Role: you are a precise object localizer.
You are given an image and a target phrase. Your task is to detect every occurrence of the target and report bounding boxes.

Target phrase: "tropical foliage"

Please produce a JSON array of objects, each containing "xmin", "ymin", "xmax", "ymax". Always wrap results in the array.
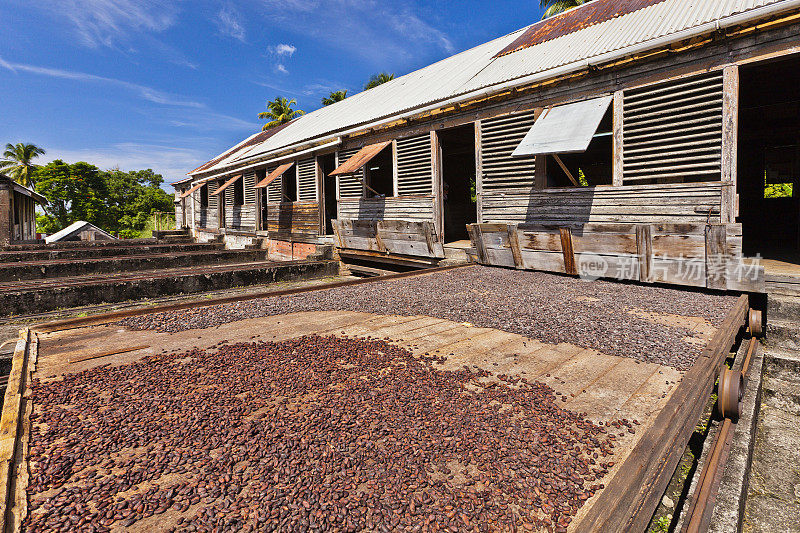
[
  {"xmin": 259, "ymin": 96, "xmax": 305, "ymax": 130},
  {"xmin": 364, "ymin": 72, "xmax": 394, "ymax": 91},
  {"xmin": 540, "ymin": 0, "xmax": 589, "ymax": 19},
  {"xmin": 34, "ymin": 161, "xmax": 174, "ymax": 237},
  {"xmin": 0, "ymin": 142, "xmax": 46, "ymax": 187},
  {"xmin": 321, "ymin": 90, "xmax": 348, "ymax": 106}
]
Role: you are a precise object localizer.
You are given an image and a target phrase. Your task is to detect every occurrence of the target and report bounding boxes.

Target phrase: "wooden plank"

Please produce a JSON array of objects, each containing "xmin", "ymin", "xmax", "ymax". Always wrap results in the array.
[
  {"xmin": 576, "ymin": 295, "xmax": 748, "ymax": 532},
  {"xmin": 470, "ymin": 224, "xmax": 488, "ymax": 264},
  {"xmin": 613, "ymin": 90, "xmax": 624, "ymax": 186},
  {"xmin": 560, "ymin": 227, "xmax": 576, "ymax": 275},
  {"xmin": 69, "ymin": 345, "xmax": 149, "ymax": 364},
  {"xmin": 475, "ymin": 120, "xmax": 484, "ymax": 222},
  {"xmin": 507, "ymin": 224, "xmax": 523, "ymax": 269},
  {"xmin": 705, "ymin": 224, "xmax": 728, "ymax": 290},
  {"xmin": 637, "ymin": 224, "xmax": 653, "ymax": 282},
  {"xmin": 721, "ymin": 65, "xmax": 739, "ymax": 223}
]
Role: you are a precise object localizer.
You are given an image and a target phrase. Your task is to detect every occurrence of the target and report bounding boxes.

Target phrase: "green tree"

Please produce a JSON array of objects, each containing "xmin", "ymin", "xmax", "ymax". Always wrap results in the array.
[
  {"xmin": 540, "ymin": 0, "xmax": 589, "ymax": 19},
  {"xmin": 0, "ymin": 142, "xmax": 46, "ymax": 188},
  {"xmin": 33, "ymin": 161, "xmax": 173, "ymax": 237},
  {"xmin": 258, "ymin": 96, "xmax": 305, "ymax": 130},
  {"xmin": 321, "ymin": 90, "xmax": 348, "ymax": 106},
  {"xmin": 363, "ymin": 72, "xmax": 394, "ymax": 91}
]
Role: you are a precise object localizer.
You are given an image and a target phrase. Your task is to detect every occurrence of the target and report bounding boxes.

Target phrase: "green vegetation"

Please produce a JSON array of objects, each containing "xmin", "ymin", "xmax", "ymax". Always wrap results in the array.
[
  {"xmin": 364, "ymin": 72, "xmax": 395, "ymax": 91},
  {"xmin": 33, "ymin": 160, "xmax": 174, "ymax": 238},
  {"xmin": 321, "ymin": 90, "xmax": 348, "ymax": 106},
  {"xmin": 540, "ymin": 0, "xmax": 590, "ymax": 19},
  {"xmin": 0, "ymin": 142, "xmax": 46, "ymax": 188},
  {"xmin": 259, "ymin": 96, "xmax": 305, "ymax": 130},
  {"xmin": 651, "ymin": 515, "xmax": 671, "ymax": 533}
]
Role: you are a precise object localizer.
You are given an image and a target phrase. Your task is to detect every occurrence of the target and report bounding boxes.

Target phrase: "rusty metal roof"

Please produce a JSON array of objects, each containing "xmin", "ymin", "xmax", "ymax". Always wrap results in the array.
[
  {"xmin": 330, "ymin": 142, "xmax": 392, "ymax": 176},
  {"xmin": 496, "ymin": 0, "xmax": 669, "ymax": 57},
  {"xmin": 254, "ymin": 162, "xmax": 294, "ymax": 189}
]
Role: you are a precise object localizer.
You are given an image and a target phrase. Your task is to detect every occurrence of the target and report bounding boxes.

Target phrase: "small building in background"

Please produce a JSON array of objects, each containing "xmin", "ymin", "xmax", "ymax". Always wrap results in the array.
[
  {"xmin": 0, "ymin": 173, "xmax": 48, "ymax": 246},
  {"xmin": 45, "ymin": 220, "xmax": 115, "ymax": 244}
]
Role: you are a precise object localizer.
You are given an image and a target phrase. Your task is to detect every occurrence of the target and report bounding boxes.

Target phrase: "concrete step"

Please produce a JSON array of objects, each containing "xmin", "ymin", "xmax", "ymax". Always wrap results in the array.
[
  {"xmin": 766, "ymin": 319, "xmax": 800, "ymax": 351},
  {"xmin": 0, "ymin": 260, "xmax": 339, "ymax": 316},
  {"xmin": 762, "ymin": 350, "xmax": 800, "ymax": 416},
  {"xmin": 0, "ymin": 249, "xmax": 268, "ymax": 281},
  {"xmin": 0, "ymin": 237, "xmax": 192, "ymax": 251},
  {"xmin": 152, "ymin": 229, "xmax": 188, "ymax": 239},
  {"xmin": 0, "ymin": 243, "xmax": 223, "ymax": 263},
  {"xmin": 768, "ymin": 293, "xmax": 800, "ymax": 323}
]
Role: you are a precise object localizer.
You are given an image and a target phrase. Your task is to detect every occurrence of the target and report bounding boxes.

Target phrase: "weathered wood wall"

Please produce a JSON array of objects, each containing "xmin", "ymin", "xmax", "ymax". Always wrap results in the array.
[
  {"xmin": 337, "ymin": 148, "xmax": 364, "ymax": 199},
  {"xmin": 225, "ymin": 172, "xmax": 257, "ymax": 232},
  {"xmin": 297, "ymin": 158, "xmax": 317, "ymax": 201},
  {"xmin": 265, "ymin": 201, "xmax": 321, "ymax": 238},
  {"xmin": 338, "ymin": 196, "xmax": 435, "ymax": 223},
  {"xmin": 396, "ymin": 135, "xmax": 433, "ymax": 196},
  {"xmin": 468, "ymin": 222, "xmax": 764, "ymax": 292},
  {"xmin": 333, "ymin": 219, "xmax": 444, "ymax": 259},
  {"xmin": 480, "ymin": 182, "xmax": 728, "ymax": 225}
]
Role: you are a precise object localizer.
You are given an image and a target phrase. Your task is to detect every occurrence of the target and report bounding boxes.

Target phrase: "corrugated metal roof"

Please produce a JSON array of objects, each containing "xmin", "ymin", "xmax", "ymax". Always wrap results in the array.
[{"xmin": 193, "ymin": 0, "xmax": 796, "ymax": 176}]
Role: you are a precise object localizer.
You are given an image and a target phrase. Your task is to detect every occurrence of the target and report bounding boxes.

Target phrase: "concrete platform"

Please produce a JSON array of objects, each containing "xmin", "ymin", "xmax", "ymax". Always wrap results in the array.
[
  {"xmin": 0, "ymin": 260, "xmax": 339, "ymax": 316},
  {"xmin": 0, "ymin": 242, "xmax": 223, "ymax": 263},
  {"xmin": 9, "ymin": 280, "xmax": 745, "ymax": 532}
]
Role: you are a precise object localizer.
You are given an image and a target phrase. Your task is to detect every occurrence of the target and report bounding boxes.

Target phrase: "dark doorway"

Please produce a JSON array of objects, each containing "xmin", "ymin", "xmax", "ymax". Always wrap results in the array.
[
  {"xmin": 283, "ymin": 165, "xmax": 298, "ymax": 202},
  {"xmin": 365, "ymin": 146, "xmax": 394, "ymax": 198},
  {"xmin": 318, "ymin": 153, "xmax": 337, "ymax": 235},
  {"xmin": 438, "ymin": 124, "xmax": 477, "ymax": 242},
  {"xmin": 739, "ymin": 56, "xmax": 800, "ymax": 262},
  {"xmin": 217, "ymin": 181, "xmax": 226, "ymax": 229},
  {"xmin": 256, "ymin": 169, "xmax": 268, "ymax": 231}
]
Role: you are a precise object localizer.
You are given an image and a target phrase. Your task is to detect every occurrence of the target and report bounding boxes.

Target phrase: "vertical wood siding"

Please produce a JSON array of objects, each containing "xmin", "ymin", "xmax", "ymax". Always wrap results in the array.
[
  {"xmin": 480, "ymin": 110, "xmax": 537, "ymax": 190},
  {"xmin": 337, "ymin": 148, "xmax": 364, "ymax": 198},
  {"xmin": 297, "ymin": 158, "xmax": 317, "ymax": 201},
  {"xmin": 396, "ymin": 135, "xmax": 433, "ymax": 196},
  {"xmin": 265, "ymin": 165, "xmax": 282, "ymax": 203},
  {"xmin": 243, "ymin": 170, "xmax": 256, "ymax": 205},
  {"xmin": 623, "ymin": 71, "xmax": 724, "ymax": 184}
]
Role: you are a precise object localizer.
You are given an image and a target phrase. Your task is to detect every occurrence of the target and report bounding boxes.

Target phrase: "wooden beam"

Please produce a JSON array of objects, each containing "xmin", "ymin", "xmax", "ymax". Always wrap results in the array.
[
  {"xmin": 475, "ymin": 120, "xmax": 484, "ymax": 222},
  {"xmin": 431, "ymin": 130, "xmax": 444, "ymax": 241},
  {"xmin": 507, "ymin": 224, "xmax": 523, "ymax": 269},
  {"xmin": 705, "ymin": 224, "xmax": 728, "ymax": 290},
  {"xmin": 636, "ymin": 224, "xmax": 653, "ymax": 282},
  {"xmin": 559, "ymin": 227, "xmax": 577, "ymax": 275},
  {"xmin": 552, "ymin": 154, "xmax": 580, "ymax": 187},
  {"xmin": 613, "ymin": 90, "xmax": 624, "ymax": 187},
  {"xmin": 721, "ymin": 65, "xmax": 739, "ymax": 223}
]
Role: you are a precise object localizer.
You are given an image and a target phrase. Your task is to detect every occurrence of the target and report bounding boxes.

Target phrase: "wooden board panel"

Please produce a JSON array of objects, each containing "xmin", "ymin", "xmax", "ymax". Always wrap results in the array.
[
  {"xmin": 480, "ymin": 110, "xmax": 536, "ymax": 190},
  {"xmin": 266, "ymin": 201, "xmax": 320, "ymax": 237},
  {"xmin": 338, "ymin": 196, "xmax": 435, "ymax": 223},
  {"xmin": 334, "ymin": 219, "xmax": 444, "ymax": 259}
]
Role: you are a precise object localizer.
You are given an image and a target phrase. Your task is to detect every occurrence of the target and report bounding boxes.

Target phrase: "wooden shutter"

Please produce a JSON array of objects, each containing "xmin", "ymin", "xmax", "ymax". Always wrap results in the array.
[
  {"xmin": 243, "ymin": 170, "xmax": 256, "ymax": 204},
  {"xmin": 207, "ymin": 180, "xmax": 218, "ymax": 209},
  {"xmin": 622, "ymin": 71, "xmax": 724, "ymax": 183},
  {"xmin": 480, "ymin": 110, "xmax": 536, "ymax": 190},
  {"xmin": 397, "ymin": 134, "xmax": 433, "ymax": 196},
  {"xmin": 265, "ymin": 165, "xmax": 282, "ymax": 203},
  {"xmin": 297, "ymin": 158, "xmax": 317, "ymax": 201},
  {"xmin": 337, "ymin": 148, "xmax": 364, "ymax": 198}
]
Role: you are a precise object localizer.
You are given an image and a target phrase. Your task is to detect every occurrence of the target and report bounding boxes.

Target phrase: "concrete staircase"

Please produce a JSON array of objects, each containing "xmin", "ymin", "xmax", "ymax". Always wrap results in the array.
[
  {"xmin": 741, "ymin": 292, "xmax": 800, "ymax": 532},
  {"xmin": 0, "ymin": 238, "xmax": 337, "ymax": 316}
]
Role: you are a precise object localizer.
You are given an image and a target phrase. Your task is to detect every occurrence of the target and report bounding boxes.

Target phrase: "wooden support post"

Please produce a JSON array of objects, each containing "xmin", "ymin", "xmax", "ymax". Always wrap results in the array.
[
  {"xmin": 559, "ymin": 227, "xmax": 577, "ymax": 275},
  {"xmin": 533, "ymin": 108, "xmax": 548, "ymax": 190},
  {"xmin": 613, "ymin": 90, "xmax": 624, "ymax": 187},
  {"xmin": 721, "ymin": 65, "xmax": 739, "ymax": 223},
  {"xmin": 332, "ymin": 220, "xmax": 344, "ymax": 249},
  {"xmin": 705, "ymin": 224, "xmax": 728, "ymax": 290},
  {"xmin": 423, "ymin": 221, "xmax": 438, "ymax": 257},
  {"xmin": 471, "ymin": 224, "xmax": 488, "ymax": 264},
  {"xmin": 636, "ymin": 224, "xmax": 653, "ymax": 283},
  {"xmin": 431, "ymin": 130, "xmax": 443, "ymax": 241},
  {"xmin": 507, "ymin": 224, "xmax": 523, "ymax": 269},
  {"xmin": 391, "ymin": 140, "xmax": 399, "ymax": 198}
]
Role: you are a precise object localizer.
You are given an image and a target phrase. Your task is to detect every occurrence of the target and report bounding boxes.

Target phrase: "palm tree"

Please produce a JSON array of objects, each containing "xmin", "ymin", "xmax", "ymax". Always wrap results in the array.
[
  {"xmin": 0, "ymin": 143, "xmax": 46, "ymax": 188},
  {"xmin": 258, "ymin": 96, "xmax": 305, "ymax": 130},
  {"xmin": 364, "ymin": 72, "xmax": 394, "ymax": 91},
  {"xmin": 321, "ymin": 90, "xmax": 348, "ymax": 106},
  {"xmin": 540, "ymin": 0, "xmax": 589, "ymax": 19}
]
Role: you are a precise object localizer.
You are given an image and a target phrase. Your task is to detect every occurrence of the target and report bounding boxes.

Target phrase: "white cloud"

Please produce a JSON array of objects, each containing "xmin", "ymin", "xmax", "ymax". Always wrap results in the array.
[
  {"xmin": 275, "ymin": 64, "xmax": 289, "ymax": 74},
  {"xmin": 257, "ymin": 0, "xmax": 455, "ymax": 65},
  {"xmin": 270, "ymin": 44, "xmax": 297, "ymax": 56},
  {"xmin": 216, "ymin": 4, "xmax": 246, "ymax": 42},
  {"xmin": 0, "ymin": 56, "xmax": 204, "ymax": 108},
  {"xmin": 28, "ymin": 0, "xmax": 180, "ymax": 49}
]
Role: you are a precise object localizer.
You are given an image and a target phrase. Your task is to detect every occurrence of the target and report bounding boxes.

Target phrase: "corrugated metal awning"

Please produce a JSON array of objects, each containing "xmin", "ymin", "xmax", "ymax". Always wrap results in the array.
[
  {"xmin": 211, "ymin": 174, "xmax": 242, "ymax": 196},
  {"xmin": 330, "ymin": 141, "xmax": 391, "ymax": 176},
  {"xmin": 179, "ymin": 181, "xmax": 206, "ymax": 199},
  {"xmin": 512, "ymin": 96, "xmax": 613, "ymax": 157},
  {"xmin": 255, "ymin": 162, "xmax": 294, "ymax": 189}
]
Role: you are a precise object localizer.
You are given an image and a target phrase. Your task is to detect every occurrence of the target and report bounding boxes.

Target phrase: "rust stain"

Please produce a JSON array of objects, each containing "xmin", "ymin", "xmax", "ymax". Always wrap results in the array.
[
  {"xmin": 255, "ymin": 162, "xmax": 294, "ymax": 189},
  {"xmin": 495, "ymin": 0, "xmax": 670, "ymax": 58}
]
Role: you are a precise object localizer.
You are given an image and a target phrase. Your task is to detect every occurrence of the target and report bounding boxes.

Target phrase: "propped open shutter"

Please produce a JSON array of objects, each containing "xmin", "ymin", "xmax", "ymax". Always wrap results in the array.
[
  {"xmin": 397, "ymin": 135, "xmax": 432, "ymax": 196},
  {"xmin": 622, "ymin": 71, "xmax": 724, "ymax": 183},
  {"xmin": 336, "ymin": 148, "xmax": 364, "ymax": 198},
  {"xmin": 297, "ymin": 158, "xmax": 317, "ymax": 201},
  {"xmin": 255, "ymin": 162, "xmax": 294, "ymax": 189},
  {"xmin": 211, "ymin": 174, "xmax": 241, "ymax": 196},
  {"xmin": 512, "ymin": 96, "xmax": 612, "ymax": 156},
  {"xmin": 180, "ymin": 181, "xmax": 205, "ymax": 199},
  {"xmin": 331, "ymin": 141, "xmax": 391, "ymax": 176},
  {"xmin": 481, "ymin": 110, "xmax": 536, "ymax": 190}
]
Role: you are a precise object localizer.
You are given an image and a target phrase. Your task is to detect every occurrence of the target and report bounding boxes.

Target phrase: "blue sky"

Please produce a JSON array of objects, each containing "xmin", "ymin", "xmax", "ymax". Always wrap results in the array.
[{"xmin": 0, "ymin": 1, "xmax": 545, "ymax": 186}]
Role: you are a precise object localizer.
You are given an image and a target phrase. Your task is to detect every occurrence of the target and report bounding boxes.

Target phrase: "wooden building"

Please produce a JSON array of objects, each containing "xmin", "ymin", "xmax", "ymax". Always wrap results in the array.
[
  {"xmin": 178, "ymin": 0, "xmax": 800, "ymax": 291},
  {"xmin": 0, "ymin": 174, "xmax": 47, "ymax": 246}
]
